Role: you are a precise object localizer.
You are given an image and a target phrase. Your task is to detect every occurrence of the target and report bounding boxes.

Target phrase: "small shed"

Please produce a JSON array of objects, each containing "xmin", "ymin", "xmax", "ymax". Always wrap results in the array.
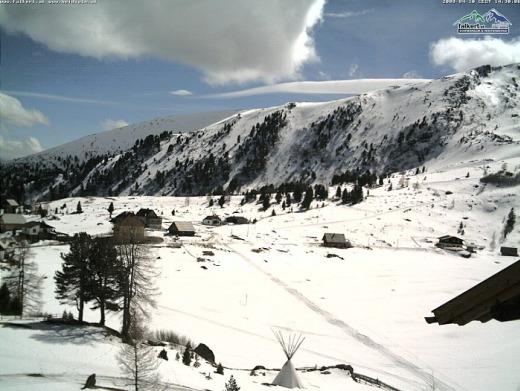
[
  {"xmin": 113, "ymin": 215, "xmax": 145, "ymax": 242},
  {"xmin": 225, "ymin": 216, "xmax": 249, "ymax": 225},
  {"xmin": 136, "ymin": 208, "xmax": 163, "ymax": 230},
  {"xmin": 168, "ymin": 221, "xmax": 195, "ymax": 236},
  {"xmin": 436, "ymin": 235, "xmax": 464, "ymax": 249},
  {"xmin": 501, "ymin": 247, "xmax": 518, "ymax": 257},
  {"xmin": 0, "ymin": 213, "xmax": 27, "ymax": 233},
  {"xmin": 202, "ymin": 215, "xmax": 222, "ymax": 226},
  {"xmin": 322, "ymin": 233, "xmax": 351, "ymax": 248}
]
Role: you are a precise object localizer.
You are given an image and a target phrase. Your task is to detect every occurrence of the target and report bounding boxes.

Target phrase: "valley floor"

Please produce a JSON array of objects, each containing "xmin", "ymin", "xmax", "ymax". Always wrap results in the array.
[{"xmin": 1, "ymin": 161, "xmax": 519, "ymax": 390}]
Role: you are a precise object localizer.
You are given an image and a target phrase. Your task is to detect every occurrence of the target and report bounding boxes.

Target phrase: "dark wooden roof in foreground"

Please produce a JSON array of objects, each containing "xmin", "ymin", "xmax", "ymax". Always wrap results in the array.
[{"xmin": 426, "ymin": 260, "xmax": 520, "ymax": 325}]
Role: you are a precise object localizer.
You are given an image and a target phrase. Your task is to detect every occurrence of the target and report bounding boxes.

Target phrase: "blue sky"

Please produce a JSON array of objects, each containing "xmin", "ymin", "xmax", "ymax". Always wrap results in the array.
[{"xmin": 0, "ymin": 0, "xmax": 519, "ymax": 159}]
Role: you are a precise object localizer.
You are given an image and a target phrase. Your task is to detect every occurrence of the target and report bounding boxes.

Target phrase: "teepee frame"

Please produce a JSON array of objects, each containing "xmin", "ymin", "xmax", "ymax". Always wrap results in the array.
[
  {"xmin": 274, "ymin": 330, "xmax": 305, "ymax": 360},
  {"xmin": 272, "ymin": 330, "xmax": 305, "ymax": 389}
]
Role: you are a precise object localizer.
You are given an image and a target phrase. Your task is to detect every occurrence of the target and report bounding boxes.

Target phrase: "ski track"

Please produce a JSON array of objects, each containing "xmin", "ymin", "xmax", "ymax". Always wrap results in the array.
[{"xmin": 225, "ymin": 243, "xmax": 459, "ymax": 391}]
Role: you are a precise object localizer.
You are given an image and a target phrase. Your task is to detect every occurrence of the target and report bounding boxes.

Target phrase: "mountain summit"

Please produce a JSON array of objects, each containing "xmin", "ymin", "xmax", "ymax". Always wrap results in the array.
[{"xmin": 1, "ymin": 64, "xmax": 519, "ymax": 202}]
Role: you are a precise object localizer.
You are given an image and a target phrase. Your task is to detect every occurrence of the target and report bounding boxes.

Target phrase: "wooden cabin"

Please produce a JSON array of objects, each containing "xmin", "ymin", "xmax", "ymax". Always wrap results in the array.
[
  {"xmin": 202, "ymin": 215, "xmax": 222, "ymax": 226},
  {"xmin": 436, "ymin": 235, "xmax": 464, "ymax": 250},
  {"xmin": 322, "ymin": 233, "xmax": 351, "ymax": 248},
  {"xmin": 168, "ymin": 221, "xmax": 195, "ymax": 236},
  {"xmin": 23, "ymin": 221, "xmax": 56, "ymax": 240},
  {"xmin": 0, "ymin": 213, "xmax": 27, "ymax": 233},
  {"xmin": 136, "ymin": 208, "xmax": 163, "ymax": 230},
  {"xmin": 113, "ymin": 215, "xmax": 145, "ymax": 242},
  {"xmin": 225, "ymin": 216, "xmax": 249, "ymax": 225}
]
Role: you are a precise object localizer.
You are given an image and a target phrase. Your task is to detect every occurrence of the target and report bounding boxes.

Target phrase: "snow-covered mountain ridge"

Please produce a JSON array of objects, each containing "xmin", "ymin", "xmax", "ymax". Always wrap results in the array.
[{"xmin": 1, "ymin": 64, "xmax": 519, "ymax": 201}]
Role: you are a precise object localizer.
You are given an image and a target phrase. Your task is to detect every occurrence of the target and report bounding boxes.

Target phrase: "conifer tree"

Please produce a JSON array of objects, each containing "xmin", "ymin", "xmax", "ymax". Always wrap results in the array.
[
  {"xmin": 301, "ymin": 186, "xmax": 314, "ymax": 209},
  {"xmin": 504, "ymin": 208, "xmax": 516, "ymax": 238},
  {"xmin": 183, "ymin": 342, "xmax": 192, "ymax": 366},
  {"xmin": 108, "ymin": 202, "xmax": 114, "ymax": 218},
  {"xmin": 218, "ymin": 195, "xmax": 226, "ymax": 208},
  {"xmin": 262, "ymin": 195, "xmax": 270, "ymax": 211},
  {"xmin": 55, "ymin": 233, "xmax": 92, "ymax": 322},
  {"xmin": 293, "ymin": 188, "xmax": 302, "ymax": 203},
  {"xmin": 224, "ymin": 375, "xmax": 240, "ymax": 391},
  {"xmin": 335, "ymin": 186, "xmax": 342, "ymax": 199},
  {"xmin": 77, "ymin": 201, "xmax": 83, "ymax": 214},
  {"xmin": 216, "ymin": 362, "xmax": 224, "ymax": 375},
  {"xmin": 0, "ymin": 283, "xmax": 10, "ymax": 314},
  {"xmin": 87, "ymin": 238, "xmax": 122, "ymax": 326},
  {"xmin": 341, "ymin": 188, "xmax": 350, "ymax": 204}
]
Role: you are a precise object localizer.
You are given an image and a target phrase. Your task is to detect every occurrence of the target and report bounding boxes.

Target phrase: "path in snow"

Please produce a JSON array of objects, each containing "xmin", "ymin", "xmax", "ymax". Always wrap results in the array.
[{"xmin": 225, "ymin": 243, "xmax": 458, "ymax": 391}]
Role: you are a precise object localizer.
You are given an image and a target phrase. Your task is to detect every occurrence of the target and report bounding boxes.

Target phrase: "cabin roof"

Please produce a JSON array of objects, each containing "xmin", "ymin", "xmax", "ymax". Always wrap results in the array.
[
  {"xmin": 426, "ymin": 260, "xmax": 520, "ymax": 325},
  {"xmin": 5, "ymin": 199, "xmax": 19, "ymax": 207},
  {"xmin": 136, "ymin": 208, "xmax": 159, "ymax": 218},
  {"xmin": 169, "ymin": 221, "xmax": 195, "ymax": 232},
  {"xmin": 438, "ymin": 235, "xmax": 463, "ymax": 241},
  {"xmin": 111, "ymin": 211, "xmax": 135, "ymax": 223},
  {"xmin": 322, "ymin": 233, "xmax": 347, "ymax": 243},
  {"xmin": 0, "ymin": 213, "xmax": 27, "ymax": 225},
  {"xmin": 203, "ymin": 215, "xmax": 221, "ymax": 220}
]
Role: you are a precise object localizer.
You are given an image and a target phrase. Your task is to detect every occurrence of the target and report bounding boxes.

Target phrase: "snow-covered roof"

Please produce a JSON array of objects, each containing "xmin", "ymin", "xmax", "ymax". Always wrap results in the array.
[
  {"xmin": 322, "ymin": 233, "xmax": 347, "ymax": 243},
  {"xmin": 136, "ymin": 208, "xmax": 160, "ymax": 218},
  {"xmin": 169, "ymin": 221, "xmax": 195, "ymax": 232},
  {"xmin": 5, "ymin": 199, "xmax": 19, "ymax": 207},
  {"xmin": 203, "ymin": 215, "xmax": 221, "ymax": 221},
  {"xmin": 0, "ymin": 213, "xmax": 27, "ymax": 225}
]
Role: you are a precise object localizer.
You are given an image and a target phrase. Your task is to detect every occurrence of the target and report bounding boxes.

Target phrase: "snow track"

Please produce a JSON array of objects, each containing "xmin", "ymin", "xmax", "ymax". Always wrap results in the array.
[{"xmin": 225, "ymin": 243, "xmax": 459, "ymax": 391}]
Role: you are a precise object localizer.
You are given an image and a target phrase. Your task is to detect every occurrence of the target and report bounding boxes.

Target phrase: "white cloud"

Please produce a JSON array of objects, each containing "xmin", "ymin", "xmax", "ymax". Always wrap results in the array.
[
  {"xmin": 348, "ymin": 63, "xmax": 359, "ymax": 77},
  {"xmin": 0, "ymin": 135, "xmax": 43, "ymax": 160},
  {"xmin": 430, "ymin": 37, "xmax": 520, "ymax": 72},
  {"xmin": 0, "ymin": 0, "xmax": 325, "ymax": 84},
  {"xmin": 207, "ymin": 78, "xmax": 430, "ymax": 98},
  {"xmin": 0, "ymin": 92, "xmax": 49, "ymax": 127},
  {"xmin": 170, "ymin": 89, "xmax": 193, "ymax": 96},
  {"xmin": 325, "ymin": 9, "xmax": 373, "ymax": 18},
  {"xmin": 101, "ymin": 119, "xmax": 129, "ymax": 131},
  {"xmin": 402, "ymin": 70, "xmax": 422, "ymax": 78},
  {"xmin": 318, "ymin": 71, "xmax": 330, "ymax": 80},
  {"xmin": 3, "ymin": 90, "xmax": 116, "ymax": 105}
]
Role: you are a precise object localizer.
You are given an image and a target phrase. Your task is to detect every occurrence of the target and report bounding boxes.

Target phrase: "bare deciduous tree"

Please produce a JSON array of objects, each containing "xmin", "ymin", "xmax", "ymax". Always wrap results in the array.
[
  {"xmin": 6, "ymin": 241, "xmax": 43, "ymax": 318},
  {"xmin": 117, "ymin": 226, "xmax": 157, "ymax": 340},
  {"xmin": 118, "ymin": 311, "xmax": 162, "ymax": 391}
]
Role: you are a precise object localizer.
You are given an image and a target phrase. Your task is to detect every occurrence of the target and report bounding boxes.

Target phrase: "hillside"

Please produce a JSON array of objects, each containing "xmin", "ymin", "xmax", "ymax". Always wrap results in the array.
[
  {"xmin": 12, "ymin": 109, "xmax": 238, "ymax": 164},
  {"xmin": 1, "ymin": 64, "xmax": 519, "ymax": 202}
]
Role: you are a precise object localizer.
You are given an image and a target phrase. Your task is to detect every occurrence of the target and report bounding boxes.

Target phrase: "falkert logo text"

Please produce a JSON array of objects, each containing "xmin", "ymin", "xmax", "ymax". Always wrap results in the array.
[{"xmin": 454, "ymin": 9, "xmax": 511, "ymax": 34}]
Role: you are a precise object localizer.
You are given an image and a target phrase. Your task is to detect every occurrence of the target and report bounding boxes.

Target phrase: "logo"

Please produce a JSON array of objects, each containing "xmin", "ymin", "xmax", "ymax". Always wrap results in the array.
[{"xmin": 454, "ymin": 9, "xmax": 511, "ymax": 34}]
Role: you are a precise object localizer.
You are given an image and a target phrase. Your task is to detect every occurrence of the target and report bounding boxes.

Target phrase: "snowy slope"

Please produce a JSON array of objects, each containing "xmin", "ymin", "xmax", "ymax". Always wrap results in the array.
[
  {"xmin": 12, "ymin": 110, "xmax": 238, "ymax": 164},
  {"xmin": 3, "ymin": 64, "xmax": 518, "ymax": 202},
  {"xmin": 2, "ymin": 154, "xmax": 518, "ymax": 390}
]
